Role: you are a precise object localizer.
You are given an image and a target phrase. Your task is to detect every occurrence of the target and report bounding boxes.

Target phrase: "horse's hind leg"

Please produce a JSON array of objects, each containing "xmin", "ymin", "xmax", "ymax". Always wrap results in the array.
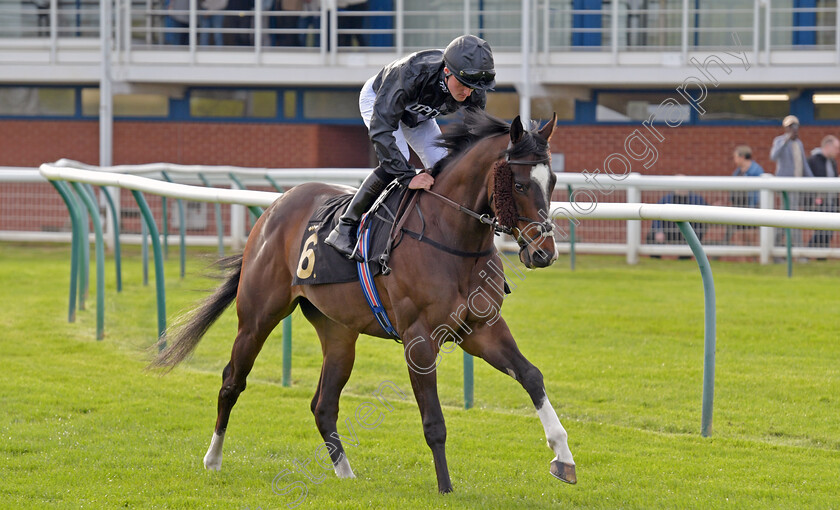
[
  {"xmin": 300, "ymin": 300, "xmax": 359, "ymax": 479},
  {"xmin": 203, "ymin": 285, "xmax": 295, "ymax": 471},
  {"xmin": 460, "ymin": 319, "xmax": 577, "ymax": 484}
]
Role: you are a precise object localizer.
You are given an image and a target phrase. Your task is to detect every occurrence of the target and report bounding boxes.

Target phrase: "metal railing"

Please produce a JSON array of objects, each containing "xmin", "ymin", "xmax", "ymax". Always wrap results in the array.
[{"xmin": 1, "ymin": 1, "xmax": 838, "ymax": 65}]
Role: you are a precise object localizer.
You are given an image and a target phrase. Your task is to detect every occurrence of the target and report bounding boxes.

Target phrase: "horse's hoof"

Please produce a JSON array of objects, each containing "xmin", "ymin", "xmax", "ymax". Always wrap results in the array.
[
  {"xmin": 550, "ymin": 460, "xmax": 577, "ymax": 484},
  {"xmin": 203, "ymin": 455, "xmax": 222, "ymax": 471}
]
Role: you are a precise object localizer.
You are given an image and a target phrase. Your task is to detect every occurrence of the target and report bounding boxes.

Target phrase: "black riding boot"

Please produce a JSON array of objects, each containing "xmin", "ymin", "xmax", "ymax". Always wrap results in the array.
[{"xmin": 324, "ymin": 171, "xmax": 390, "ymax": 260}]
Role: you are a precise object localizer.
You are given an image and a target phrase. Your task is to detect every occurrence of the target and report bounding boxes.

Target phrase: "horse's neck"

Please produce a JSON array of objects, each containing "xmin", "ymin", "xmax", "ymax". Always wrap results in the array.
[
  {"xmin": 434, "ymin": 135, "xmax": 504, "ymax": 213},
  {"xmin": 419, "ymin": 135, "xmax": 504, "ymax": 245}
]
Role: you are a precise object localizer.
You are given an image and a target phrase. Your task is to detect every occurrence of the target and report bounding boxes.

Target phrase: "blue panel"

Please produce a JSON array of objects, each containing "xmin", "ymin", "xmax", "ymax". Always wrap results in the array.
[
  {"xmin": 572, "ymin": 0, "xmax": 602, "ymax": 47},
  {"xmin": 368, "ymin": 0, "xmax": 393, "ymax": 48},
  {"xmin": 793, "ymin": 0, "xmax": 817, "ymax": 46},
  {"xmin": 791, "ymin": 90, "xmax": 814, "ymax": 124}
]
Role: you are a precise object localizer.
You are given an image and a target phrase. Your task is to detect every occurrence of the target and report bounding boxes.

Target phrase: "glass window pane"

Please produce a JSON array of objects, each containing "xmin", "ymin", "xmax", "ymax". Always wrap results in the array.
[
  {"xmin": 597, "ymin": 92, "xmax": 690, "ymax": 123},
  {"xmin": 249, "ymin": 91, "xmax": 276, "ymax": 118},
  {"xmin": 815, "ymin": 103, "xmax": 840, "ymax": 121},
  {"xmin": 700, "ymin": 92, "xmax": 789, "ymax": 121},
  {"xmin": 191, "ymin": 89, "xmax": 277, "ymax": 118},
  {"xmin": 303, "ymin": 90, "xmax": 360, "ymax": 119},
  {"xmin": 283, "ymin": 90, "xmax": 297, "ymax": 119},
  {"xmin": 814, "ymin": 92, "xmax": 840, "ymax": 120},
  {"xmin": 0, "ymin": 87, "xmax": 74, "ymax": 116},
  {"xmin": 485, "ymin": 91, "xmax": 520, "ymax": 120},
  {"xmin": 531, "ymin": 95, "xmax": 575, "ymax": 122},
  {"xmin": 82, "ymin": 89, "xmax": 169, "ymax": 117}
]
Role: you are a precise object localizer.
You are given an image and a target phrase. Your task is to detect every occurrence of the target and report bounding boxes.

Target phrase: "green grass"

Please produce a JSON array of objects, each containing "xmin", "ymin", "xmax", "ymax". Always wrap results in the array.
[{"xmin": 1, "ymin": 243, "xmax": 839, "ymax": 509}]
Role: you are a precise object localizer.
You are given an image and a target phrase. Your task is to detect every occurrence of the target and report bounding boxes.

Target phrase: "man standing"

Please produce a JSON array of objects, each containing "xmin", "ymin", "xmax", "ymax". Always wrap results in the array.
[
  {"xmin": 806, "ymin": 135, "xmax": 840, "ymax": 248},
  {"xmin": 770, "ymin": 115, "xmax": 814, "ymax": 248}
]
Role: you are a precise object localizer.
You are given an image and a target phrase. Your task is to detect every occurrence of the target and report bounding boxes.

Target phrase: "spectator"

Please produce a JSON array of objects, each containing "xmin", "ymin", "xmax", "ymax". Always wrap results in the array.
[
  {"xmin": 276, "ymin": 0, "xmax": 302, "ymax": 46},
  {"xmin": 324, "ymin": 35, "xmax": 495, "ymax": 258},
  {"xmin": 647, "ymin": 184, "xmax": 707, "ymax": 259},
  {"xmin": 806, "ymin": 135, "xmax": 840, "ymax": 249},
  {"xmin": 32, "ymin": 0, "xmax": 49, "ymax": 37},
  {"xmin": 226, "ymin": 0, "xmax": 255, "ymax": 46},
  {"xmin": 165, "ymin": 0, "xmax": 191, "ymax": 45},
  {"xmin": 338, "ymin": 0, "xmax": 368, "ymax": 47},
  {"xmin": 726, "ymin": 145, "xmax": 765, "ymax": 245},
  {"xmin": 200, "ymin": 0, "xmax": 228, "ymax": 46},
  {"xmin": 298, "ymin": 0, "xmax": 320, "ymax": 47},
  {"xmin": 770, "ymin": 114, "xmax": 813, "ymax": 248}
]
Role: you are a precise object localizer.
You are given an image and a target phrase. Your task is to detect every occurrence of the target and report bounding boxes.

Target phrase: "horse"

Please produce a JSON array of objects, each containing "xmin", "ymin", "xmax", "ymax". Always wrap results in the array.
[{"xmin": 151, "ymin": 109, "xmax": 577, "ymax": 494}]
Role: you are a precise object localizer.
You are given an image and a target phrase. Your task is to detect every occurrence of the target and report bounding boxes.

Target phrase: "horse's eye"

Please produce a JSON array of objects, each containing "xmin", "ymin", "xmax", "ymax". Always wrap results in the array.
[{"xmin": 514, "ymin": 182, "xmax": 527, "ymax": 194}]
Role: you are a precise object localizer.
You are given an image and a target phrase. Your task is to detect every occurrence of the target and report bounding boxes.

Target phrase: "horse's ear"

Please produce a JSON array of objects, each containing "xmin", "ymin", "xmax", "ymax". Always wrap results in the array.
[
  {"xmin": 538, "ymin": 112, "xmax": 557, "ymax": 141},
  {"xmin": 510, "ymin": 115, "xmax": 524, "ymax": 144}
]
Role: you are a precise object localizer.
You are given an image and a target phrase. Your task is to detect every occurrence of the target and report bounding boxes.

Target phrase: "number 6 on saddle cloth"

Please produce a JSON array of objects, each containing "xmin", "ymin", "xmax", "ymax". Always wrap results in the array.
[{"xmin": 291, "ymin": 181, "xmax": 407, "ymax": 341}]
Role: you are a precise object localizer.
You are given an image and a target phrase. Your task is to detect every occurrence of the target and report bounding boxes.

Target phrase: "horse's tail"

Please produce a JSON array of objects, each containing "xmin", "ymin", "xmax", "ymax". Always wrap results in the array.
[{"xmin": 148, "ymin": 254, "xmax": 243, "ymax": 371}]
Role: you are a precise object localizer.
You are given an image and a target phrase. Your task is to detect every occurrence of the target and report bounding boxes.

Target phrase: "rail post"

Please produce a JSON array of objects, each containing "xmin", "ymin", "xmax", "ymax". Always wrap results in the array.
[
  {"xmin": 161, "ymin": 171, "xmax": 186, "ymax": 279},
  {"xmin": 282, "ymin": 317, "xmax": 292, "ymax": 387},
  {"xmin": 50, "ymin": 180, "xmax": 83, "ymax": 323},
  {"xmin": 99, "ymin": 186, "xmax": 123, "ymax": 292},
  {"xmin": 677, "ymin": 221, "xmax": 716, "ymax": 437},
  {"xmin": 71, "ymin": 182, "xmax": 106, "ymax": 340},
  {"xmin": 199, "ymin": 173, "xmax": 225, "ymax": 257},
  {"xmin": 131, "ymin": 190, "xmax": 167, "ymax": 347},
  {"xmin": 464, "ymin": 352, "xmax": 474, "ymax": 410}
]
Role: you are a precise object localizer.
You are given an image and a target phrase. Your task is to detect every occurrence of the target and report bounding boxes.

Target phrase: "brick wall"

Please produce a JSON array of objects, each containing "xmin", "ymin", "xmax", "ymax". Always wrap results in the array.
[
  {"xmin": 550, "ymin": 124, "xmax": 838, "ymax": 177},
  {"xmin": 0, "ymin": 120, "xmax": 371, "ymax": 168},
  {"xmin": 4, "ymin": 118, "xmax": 836, "ymax": 175}
]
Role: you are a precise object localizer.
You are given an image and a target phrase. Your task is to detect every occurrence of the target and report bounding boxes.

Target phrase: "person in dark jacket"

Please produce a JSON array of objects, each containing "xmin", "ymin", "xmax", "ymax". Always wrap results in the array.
[
  {"xmin": 325, "ymin": 34, "xmax": 496, "ymax": 259},
  {"xmin": 806, "ymin": 135, "xmax": 840, "ymax": 248}
]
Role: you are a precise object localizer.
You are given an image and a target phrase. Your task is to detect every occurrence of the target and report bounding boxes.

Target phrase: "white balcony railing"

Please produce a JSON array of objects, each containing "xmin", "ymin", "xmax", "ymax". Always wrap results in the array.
[{"xmin": 1, "ymin": 0, "xmax": 839, "ymax": 86}]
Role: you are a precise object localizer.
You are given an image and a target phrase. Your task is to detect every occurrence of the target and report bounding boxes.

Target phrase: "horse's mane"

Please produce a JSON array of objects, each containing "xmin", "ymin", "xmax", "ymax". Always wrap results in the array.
[{"xmin": 431, "ymin": 109, "xmax": 549, "ymax": 176}]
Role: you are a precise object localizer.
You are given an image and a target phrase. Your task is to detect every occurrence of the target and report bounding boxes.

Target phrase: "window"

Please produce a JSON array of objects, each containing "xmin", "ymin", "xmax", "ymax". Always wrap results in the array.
[
  {"xmin": 302, "ymin": 90, "xmax": 360, "ymax": 119},
  {"xmin": 814, "ymin": 91, "xmax": 840, "ymax": 121},
  {"xmin": 190, "ymin": 89, "xmax": 277, "ymax": 118},
  {"xmin": 699, "ymin": 92, "xmax": 790, "ymax": 122},
  {"xmin": 82, "ymin": 89, "xmax": 169, "ymax": 117},
  {"xmin": 0, "ymin": 87, "xmax": 75, "ymax": 116},
  {"xmin": 596, "ymin": 92, "xmax": 690, "ymax": 123}
]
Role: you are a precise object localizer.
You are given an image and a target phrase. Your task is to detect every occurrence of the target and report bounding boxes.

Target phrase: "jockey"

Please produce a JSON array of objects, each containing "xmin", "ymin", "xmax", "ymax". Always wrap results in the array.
[{"xmin": 325, "ymin": 34, "xmax": 496, "ymax": 260}]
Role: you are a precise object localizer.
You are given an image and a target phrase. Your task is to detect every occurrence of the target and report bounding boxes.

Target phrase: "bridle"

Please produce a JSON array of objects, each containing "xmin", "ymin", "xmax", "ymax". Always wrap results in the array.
[{"xmin": 424, "ymin": 150, "xmax": 556, "ymax": 254}]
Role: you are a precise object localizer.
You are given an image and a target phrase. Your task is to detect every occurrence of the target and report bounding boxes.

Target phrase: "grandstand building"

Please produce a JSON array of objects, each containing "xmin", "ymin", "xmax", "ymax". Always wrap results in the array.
[
  {"xmin": 2, "ymin": 1, "xmax": 839, "ymax": 173},
  {"xmin": 1, "ymin": 1, "xmax": 839, "ymax": 250}
]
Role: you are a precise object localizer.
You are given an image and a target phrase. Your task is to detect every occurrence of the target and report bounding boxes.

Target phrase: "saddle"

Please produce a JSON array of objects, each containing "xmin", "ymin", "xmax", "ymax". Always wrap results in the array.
[{"xmin": 291, "ymin": 182, "xmax": 410, "ymax": 286}]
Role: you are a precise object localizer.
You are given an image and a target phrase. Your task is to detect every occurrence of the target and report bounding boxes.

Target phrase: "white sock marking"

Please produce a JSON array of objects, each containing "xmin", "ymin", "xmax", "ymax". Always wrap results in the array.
[
  {"xmin": 333, "ymin": 455, "xmax": 356, "ymax": 479},
  {"xmin": 203, "ymin": 432, "xmax": 225, "ymax": 471},
  {"xmin": 536, "ymin": 395, "xmax": 575, "ymax": 465}
]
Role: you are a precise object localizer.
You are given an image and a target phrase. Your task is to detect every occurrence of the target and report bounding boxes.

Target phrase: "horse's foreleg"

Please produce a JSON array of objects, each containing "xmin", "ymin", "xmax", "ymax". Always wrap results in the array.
[
  {"xmin": 302, "ymin": 304, "xmax": 359, "ymax": 479},
  {"xmin": 460, "ymin": 319, "xmax": 576, "ymax": 484},
  {"xmin": 403, "ymin": 332, "xmax": 452, "ymax": 494},
  {"xmin": 205, "ymin": 286, "xmax": 292, "ymax": 471}
]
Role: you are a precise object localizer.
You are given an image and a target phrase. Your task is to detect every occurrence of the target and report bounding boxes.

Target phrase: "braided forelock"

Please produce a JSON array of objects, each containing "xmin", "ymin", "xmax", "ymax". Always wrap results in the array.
[{"xmin": 493, "ymin": 160, "xmax": 518, "ymax": 229}]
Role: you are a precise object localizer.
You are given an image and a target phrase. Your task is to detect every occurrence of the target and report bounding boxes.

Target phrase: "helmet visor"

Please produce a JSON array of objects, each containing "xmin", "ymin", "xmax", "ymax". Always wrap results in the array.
[{"xmin": 455, "ymin": 68, "xmax": 496, "ymax": 90}]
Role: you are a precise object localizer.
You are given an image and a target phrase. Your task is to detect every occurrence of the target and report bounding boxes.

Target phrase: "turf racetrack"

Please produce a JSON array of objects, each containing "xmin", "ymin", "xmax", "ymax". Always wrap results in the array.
[{"xmin": 2, "ymin": 243, "xmax": 838, "ymax": 509}]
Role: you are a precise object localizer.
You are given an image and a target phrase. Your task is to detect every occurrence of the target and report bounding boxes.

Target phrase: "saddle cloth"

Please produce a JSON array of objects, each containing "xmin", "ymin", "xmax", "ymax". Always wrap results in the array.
[{"xmin": 291, "ymin": 185, "xmax": 406, "ymax": 286}]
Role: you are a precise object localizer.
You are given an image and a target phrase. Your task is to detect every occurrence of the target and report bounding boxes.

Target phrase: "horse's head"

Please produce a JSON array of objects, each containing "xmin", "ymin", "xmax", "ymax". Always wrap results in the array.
[{"xmin": 492, "ymin": 114, "xmax": 558, "ymax": 269}]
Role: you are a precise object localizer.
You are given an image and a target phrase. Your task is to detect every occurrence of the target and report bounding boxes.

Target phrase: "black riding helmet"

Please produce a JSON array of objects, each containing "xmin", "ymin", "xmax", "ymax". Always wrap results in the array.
[{"xmin": 443, "ymin": 35, "xmax": 496, "ymax": 91}]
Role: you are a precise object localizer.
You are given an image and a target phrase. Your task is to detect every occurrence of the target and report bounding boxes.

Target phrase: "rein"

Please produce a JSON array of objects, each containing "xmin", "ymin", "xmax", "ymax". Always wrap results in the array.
[{"xmin": 421, "ymin": 152, "xmax": 556, "ymax": 253}]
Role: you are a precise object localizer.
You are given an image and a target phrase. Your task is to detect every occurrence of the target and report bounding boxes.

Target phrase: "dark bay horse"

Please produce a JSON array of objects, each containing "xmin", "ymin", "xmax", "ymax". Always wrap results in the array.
[{"xmin": 152, "ymin": 109, "xmax": 577, "ymax": 493}]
